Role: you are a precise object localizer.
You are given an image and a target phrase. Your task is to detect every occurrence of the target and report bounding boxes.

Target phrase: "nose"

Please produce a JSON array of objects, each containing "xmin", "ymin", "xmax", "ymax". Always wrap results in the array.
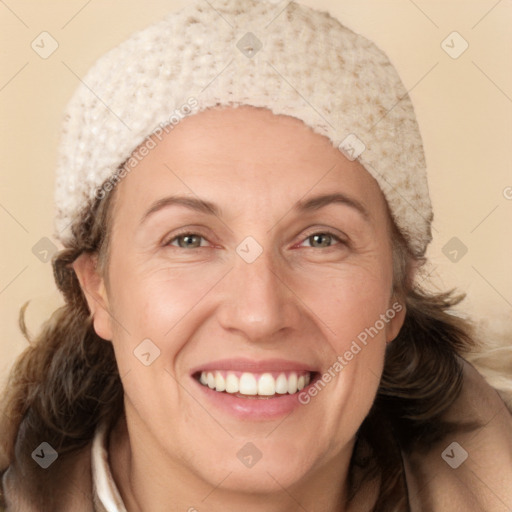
[{"xmin": 216, "ymin": 247, "xmax": 301, "ymax": 344}]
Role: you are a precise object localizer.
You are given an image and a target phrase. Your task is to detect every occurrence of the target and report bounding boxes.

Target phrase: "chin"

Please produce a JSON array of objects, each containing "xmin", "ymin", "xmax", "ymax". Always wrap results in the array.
[
  {"xmin": 217, "ymin": 465, "xmax": 307, "ymax": 495},
  {"xmin": 192, "ymin": 447, "xmax": 314, "ymax": 495}
]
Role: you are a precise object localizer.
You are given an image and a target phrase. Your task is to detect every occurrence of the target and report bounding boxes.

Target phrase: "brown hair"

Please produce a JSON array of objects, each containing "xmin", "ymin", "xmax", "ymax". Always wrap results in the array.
[{"xmin": 0, "ymin": 185, "xmax": 478, "ymax": 511}]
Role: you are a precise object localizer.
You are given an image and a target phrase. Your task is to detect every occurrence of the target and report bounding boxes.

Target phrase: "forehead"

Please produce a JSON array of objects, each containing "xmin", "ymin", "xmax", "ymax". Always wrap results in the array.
[{"xmin": 113, "ymin": 105, "xmax": 388, "ymax": 225}]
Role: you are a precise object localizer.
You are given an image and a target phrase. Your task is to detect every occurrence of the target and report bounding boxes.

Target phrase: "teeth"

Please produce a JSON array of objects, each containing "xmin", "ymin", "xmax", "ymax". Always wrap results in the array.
[
  {"xmin": 225, "ymin": 373, "xmax": 239, "ymax": 393},
  {"xmin": 215, "ymin": 372, "xmax": 226, "ymax": 392},
  {"xmin": 198, "ymin": 370, "xmax": 312, "ymax": 396},
  {"xmin": 287, "ymin": 373, "xmax": 298, "ymax": 394},
  {"xmin": 275, "ymin": 373, "xmax": 289, "ymax": 394},
  {"xmin": 258, "ymin": 373, "xmax": 275, "ymax": 396},
  {"xmin": 239, "ymin": 373, "xmax": 257, "ymax": 395}
]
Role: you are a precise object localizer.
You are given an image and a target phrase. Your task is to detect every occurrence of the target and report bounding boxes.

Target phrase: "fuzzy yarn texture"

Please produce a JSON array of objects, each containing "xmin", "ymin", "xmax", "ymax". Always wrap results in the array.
[{"xmin": 54, "ymin": 0, "xmax": 433, "ymax": 257}]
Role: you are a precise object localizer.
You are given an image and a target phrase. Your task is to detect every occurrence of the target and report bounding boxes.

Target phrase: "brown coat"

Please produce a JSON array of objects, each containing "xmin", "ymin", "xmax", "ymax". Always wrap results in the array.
[{"xmin": 2, "ymin": 361, "xmax": 511, "ymax": 511}]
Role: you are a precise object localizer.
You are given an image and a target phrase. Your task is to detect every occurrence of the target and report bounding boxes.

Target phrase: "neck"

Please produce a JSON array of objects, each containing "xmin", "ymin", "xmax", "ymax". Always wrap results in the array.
[{"xmin": 107, "ymin": 411, "xmax": 366, "ymax": 512}]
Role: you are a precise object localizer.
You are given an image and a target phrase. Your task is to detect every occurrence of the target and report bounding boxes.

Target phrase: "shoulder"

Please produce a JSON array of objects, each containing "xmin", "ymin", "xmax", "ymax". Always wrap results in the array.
[{"xmin": 403, "ymin": 357, "xmax": 512, "ymax": 511}]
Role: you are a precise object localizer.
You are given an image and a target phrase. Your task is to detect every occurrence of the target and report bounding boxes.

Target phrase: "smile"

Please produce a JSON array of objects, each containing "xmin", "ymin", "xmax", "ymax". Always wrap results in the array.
[
  {"xmin": 196, "ymin": 370, "xmax": 313, "ymax": 397},
  {"xmin": 190, "ymin": 359, "xmax": 321, "ymax": 418}
]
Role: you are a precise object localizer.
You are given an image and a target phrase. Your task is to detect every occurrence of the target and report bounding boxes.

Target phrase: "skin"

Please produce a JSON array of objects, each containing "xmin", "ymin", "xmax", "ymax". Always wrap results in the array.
[{"xmin": 73, "ymin": 105, "xmax": 407, "ymax": 512}]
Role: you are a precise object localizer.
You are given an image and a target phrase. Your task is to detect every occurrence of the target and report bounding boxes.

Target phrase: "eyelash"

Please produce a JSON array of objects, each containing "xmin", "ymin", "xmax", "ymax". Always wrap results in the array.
[{"xmin": 164, "ymin": 229, "xmax": 347, "ymax": 250}]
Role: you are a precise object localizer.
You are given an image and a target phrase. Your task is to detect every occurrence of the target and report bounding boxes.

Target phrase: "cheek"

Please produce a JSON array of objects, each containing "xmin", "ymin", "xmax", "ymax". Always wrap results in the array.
[
  {"xmin": 290, "ymin": 264, "xmax": 393, "ymax": 452},
  {"xmin": 105, "ymin": 259, "xmax": 226, "ymax": 361},
  {"xmin": 116, "ymin": 267, "xmax": 216, "ymax": 315},
  {"xmin": 297, "ymin": 260, "xmax": 393, "ymax": 346},
  {"xmin": 294, "ymin": 258, "xmax": 393, "ymax": 404}
]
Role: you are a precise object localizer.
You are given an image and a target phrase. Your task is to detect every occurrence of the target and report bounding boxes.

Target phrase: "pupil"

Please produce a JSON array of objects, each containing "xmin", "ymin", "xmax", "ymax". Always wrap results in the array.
[
  {"xmin": 182, "ymin": 235, "xmax": 199, "ymax": 247},
  {"xmin": 312, "ymin": 234, "xmax": 330, "ymax": 247}
]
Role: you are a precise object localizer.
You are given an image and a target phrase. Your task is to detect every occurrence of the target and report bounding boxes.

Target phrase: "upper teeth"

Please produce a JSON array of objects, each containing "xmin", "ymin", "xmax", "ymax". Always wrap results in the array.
[{"xmin": 199, "ymin": 371, "xmax": 311, "ymax": 396}]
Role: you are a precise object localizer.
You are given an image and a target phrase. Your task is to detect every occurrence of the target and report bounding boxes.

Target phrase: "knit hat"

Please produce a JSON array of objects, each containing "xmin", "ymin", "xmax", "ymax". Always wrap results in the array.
[{"xmin": 54, "ymin": 0, "xmax": 433, "ymax": 257}]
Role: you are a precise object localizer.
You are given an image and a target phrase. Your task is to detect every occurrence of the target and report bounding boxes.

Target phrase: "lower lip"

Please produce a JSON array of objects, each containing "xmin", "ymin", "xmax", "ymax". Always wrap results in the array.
[{"xmin": 192, "ymin": 377, "xmax": 311, "ymax": 420}]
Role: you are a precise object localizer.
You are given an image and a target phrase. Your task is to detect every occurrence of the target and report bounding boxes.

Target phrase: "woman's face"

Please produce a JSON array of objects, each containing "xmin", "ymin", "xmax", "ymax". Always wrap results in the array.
[{"xmin": 85, "ymin": 105, "xmax": 406, "ymax": 495}]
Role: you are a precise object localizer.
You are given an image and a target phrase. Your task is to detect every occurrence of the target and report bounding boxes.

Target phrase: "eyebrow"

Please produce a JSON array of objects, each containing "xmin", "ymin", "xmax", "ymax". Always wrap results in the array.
[
  {"xmin": 140, "ymin": 192, "xmax": 370, "ymax": 224},
  {"xmin": 294, "ymin": 193, "xmax": 370, "ymax": 220},
  {"xmin": 140, "ymin": 195, "xmax": 221, "ymax": 225}
]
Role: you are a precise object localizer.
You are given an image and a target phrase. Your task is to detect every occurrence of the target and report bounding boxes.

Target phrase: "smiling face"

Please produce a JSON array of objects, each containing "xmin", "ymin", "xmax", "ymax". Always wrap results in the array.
[{"xmin": 75, "ymin": 105, "xmax": 406, "ymax": 503}]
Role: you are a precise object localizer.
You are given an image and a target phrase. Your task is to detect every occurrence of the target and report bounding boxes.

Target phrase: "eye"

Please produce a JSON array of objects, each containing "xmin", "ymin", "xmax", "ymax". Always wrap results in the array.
[
  {"xmin": 164, "ymin": 230, "xmax": 346, "ymax": 250},
  {"xmin": 165, "ymin": 232, "xmax": 209, "ymax": 249},
  {"xmin": 299, "ymin": 231, "xmax": 345, "ymax": 249}
]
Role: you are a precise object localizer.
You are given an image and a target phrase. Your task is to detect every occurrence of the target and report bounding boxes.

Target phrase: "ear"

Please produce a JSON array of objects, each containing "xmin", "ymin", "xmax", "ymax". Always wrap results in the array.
[
  {"xmin": 72, "ymin": 253, "xmax": 113, "ymax": 341},
  {"xmin": 385, "ymin": 254, "xmax": 421, "ymax": 343},
  {"xmin": 385, "ymin": 297, "xmax": 407, "ymax": 343}
]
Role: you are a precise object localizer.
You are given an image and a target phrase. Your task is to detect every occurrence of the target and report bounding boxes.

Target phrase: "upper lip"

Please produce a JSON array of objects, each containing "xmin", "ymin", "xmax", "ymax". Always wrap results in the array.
[{"xmin": 190, "ymin": 358, "xmax": 319, "ymax": 375}]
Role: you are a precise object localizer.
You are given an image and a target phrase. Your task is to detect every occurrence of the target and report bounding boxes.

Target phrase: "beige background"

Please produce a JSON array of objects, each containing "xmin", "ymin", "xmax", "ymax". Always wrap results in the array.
[{"xmin": 1, "ymin": 0, "xmax": 511, "ymax": 384}]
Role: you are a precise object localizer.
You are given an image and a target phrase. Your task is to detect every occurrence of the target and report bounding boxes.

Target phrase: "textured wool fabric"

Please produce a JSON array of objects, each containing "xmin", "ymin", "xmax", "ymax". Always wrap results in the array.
[{"xmin": 54, "ymin": 0, "xmax": 433, "ymax": 257}]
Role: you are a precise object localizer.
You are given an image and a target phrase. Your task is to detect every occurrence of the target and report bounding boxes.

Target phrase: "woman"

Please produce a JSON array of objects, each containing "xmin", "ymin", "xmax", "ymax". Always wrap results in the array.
[{"xmin": 1, "ymin": 1, "xmax": 511, "ymax": 510}]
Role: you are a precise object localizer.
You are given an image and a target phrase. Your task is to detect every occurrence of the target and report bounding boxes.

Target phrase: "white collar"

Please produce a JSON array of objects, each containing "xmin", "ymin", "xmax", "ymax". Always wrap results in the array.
[{"xmin": 91, "ymin": 421, "xmax": 128, "ymax": 512}]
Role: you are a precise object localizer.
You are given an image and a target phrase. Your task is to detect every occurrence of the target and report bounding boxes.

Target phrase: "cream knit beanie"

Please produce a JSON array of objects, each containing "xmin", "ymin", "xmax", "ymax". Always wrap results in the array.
[{"xmin": 54, "ymin": 0, "xmax": 433, "ymax": 257}]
